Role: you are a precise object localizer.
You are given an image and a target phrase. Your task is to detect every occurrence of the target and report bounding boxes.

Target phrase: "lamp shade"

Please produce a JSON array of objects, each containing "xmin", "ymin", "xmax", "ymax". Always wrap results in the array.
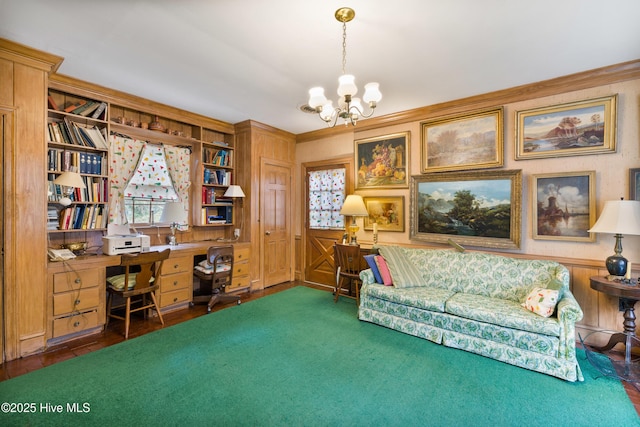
[
  {"xmin": 160, "ymin": 201, "xmax": 186, "ymax": 224},
  {"xmin": 588, "ymin": 200, "xmax": 640, "ymax": 235},
  {"xmin": 340, "ymin": 194, "xmax": 368, "ymax": 216},
  {"xmin": 54, "ymin": 171, "xmax": 86, "ymax": 189},
  {"xmin": 223, "ymin": 185, "xmax": 245, "ymax": 198}
]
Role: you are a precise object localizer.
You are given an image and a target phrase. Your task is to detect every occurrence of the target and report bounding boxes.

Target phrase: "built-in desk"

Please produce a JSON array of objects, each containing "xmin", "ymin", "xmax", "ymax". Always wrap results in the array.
[{"xmin": 46, "ymin": 241, "xmax": 250, "ymax": 345}]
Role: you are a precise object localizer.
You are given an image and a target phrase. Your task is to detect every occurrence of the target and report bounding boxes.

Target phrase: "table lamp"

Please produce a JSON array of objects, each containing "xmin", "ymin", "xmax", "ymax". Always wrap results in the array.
[
  {"xmin": 160, "ymin": 201, "xmax": 185, "ymax": 246},
  {"xmin": 223, "ymin": 185, "xmax": 245, "ymax": 240},
  {"xmin": 340, "ymin": 194, "xmax": 368, "ymax": 245},
  {"xmin": 53, "ymin": 170, "xmax": 86, "ymax": 206},
  {"xmin": 588, "ymin": 199, "xmax": 640, "ymax": 277}
]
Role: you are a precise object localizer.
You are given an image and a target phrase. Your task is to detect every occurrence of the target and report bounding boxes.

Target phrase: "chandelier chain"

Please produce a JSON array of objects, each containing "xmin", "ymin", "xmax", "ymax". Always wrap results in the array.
[{"xmin": 341, "ymin": 20, "xmax": 347, "ymax": 75}]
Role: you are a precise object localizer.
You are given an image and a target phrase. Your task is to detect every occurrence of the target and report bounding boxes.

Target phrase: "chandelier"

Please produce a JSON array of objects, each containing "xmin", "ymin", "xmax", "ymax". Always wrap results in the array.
[{"xmin": 307, "ymin": 7, "xmax": 382, "ymax": 127}]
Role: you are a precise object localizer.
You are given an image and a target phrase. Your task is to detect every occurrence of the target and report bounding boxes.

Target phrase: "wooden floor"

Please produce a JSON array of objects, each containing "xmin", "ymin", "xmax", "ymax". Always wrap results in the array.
[{"xmin": 1, "ymin": 280, "xmax": 639, "ymax": 417}]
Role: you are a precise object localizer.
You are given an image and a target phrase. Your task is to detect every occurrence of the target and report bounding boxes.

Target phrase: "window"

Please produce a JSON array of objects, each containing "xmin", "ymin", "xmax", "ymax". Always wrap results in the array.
[
  {"xmin": 124, "ymin": 198, "xmax": 171, "ymax": 225},
  {"xmin": 308, "ymin": 168, "xmax": 346, "ymax": 230}
]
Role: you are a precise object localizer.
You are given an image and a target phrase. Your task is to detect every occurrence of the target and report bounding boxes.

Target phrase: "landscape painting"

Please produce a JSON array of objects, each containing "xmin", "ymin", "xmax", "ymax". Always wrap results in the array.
[
  {"xmin": 515, "ymin": 95, "xmax": 617, "ymax": 160},
  {"xmin": 532, "ymin": 171, "xmax": 595, "ymax": 242},
  {"xmin": 421, "ymin": 107, "xmax": 503, "ymax": 173},
  {"xmin": 410, "ymin": 169, "xmax": 521, "ymax": 249}
]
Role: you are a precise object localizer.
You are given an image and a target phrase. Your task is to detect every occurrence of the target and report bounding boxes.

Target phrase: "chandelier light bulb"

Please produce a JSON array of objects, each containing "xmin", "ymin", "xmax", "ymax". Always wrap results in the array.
[{"xmin": 363, "ymin": 82, "xmax": 382, "ymax": 104}]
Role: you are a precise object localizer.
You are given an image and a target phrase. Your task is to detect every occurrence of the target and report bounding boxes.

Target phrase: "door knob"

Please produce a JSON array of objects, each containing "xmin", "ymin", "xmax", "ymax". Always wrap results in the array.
[{"xmin": 265, "ymin": 231, "xmax": 271, "ymax": 236}]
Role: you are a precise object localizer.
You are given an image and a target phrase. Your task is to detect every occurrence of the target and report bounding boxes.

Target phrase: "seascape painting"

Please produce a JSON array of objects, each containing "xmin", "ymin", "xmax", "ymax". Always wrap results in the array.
[
  {"xmin": 532, "ymin": 171, "xmax": 595, "ymax": 242},
  {"xmin": 410, "ymin": 170, "xmax": 521, "ymax": 249},
  {"xmin": 515, "ymin": 96, "xmax": 617, "ymax": 160}
]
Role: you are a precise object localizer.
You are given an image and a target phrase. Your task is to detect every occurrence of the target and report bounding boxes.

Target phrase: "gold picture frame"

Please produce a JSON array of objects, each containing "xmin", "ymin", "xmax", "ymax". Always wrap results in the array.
[
  {"xmin": 515, "ymin": 95, "xmax": 617, "ymax": 160},
  {"xmin": 532, "ymin": 171, "xmax": 596, "ymax": 242},
  {"xmin": 420, "ymin": 107, "xmax": 504, "ymax": 173},
  {"xmin": 410, "ymin": 169, "xmax": 521, "ymax": 249},
  {"xmin": 363, "ymin": 196, "xmax": 405, "ymax": 232},
  {"xmin": 355, "ymin": 132, "xmax": 409, "ymax": 189}
]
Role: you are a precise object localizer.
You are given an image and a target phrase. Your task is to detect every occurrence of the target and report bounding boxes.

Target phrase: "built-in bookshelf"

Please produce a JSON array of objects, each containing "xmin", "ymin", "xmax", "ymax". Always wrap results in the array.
[{"xmin": 46, "ymin": 89, "xmax": 109, "ymax": 233}]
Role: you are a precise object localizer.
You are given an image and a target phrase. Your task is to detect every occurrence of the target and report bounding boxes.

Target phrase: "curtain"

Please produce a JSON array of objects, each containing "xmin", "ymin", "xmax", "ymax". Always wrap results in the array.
[
  {"xmin": 108, "ymin": 134, "xmax": 191, "ymax": 225},
  {"xmin": 308, "ymin": 168, "xmax": 345, "ymax": 229}
]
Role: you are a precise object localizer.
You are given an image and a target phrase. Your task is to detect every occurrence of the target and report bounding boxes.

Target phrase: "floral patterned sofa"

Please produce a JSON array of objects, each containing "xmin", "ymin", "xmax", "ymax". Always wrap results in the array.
[{"xmin": 358, "ymin": 246, "xmax": 584, "ymax": 382}]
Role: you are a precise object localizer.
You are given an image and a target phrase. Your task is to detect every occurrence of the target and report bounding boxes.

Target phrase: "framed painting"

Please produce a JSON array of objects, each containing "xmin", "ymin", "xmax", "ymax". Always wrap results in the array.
[
  {"xmin": 363, "ymin": 196, "xmax": 404, "ymax": 232},
  {"xmin": 515, "ymin": 95, "xmax": 617, "ymax": 160},
  {"xmin": 410, "ymin": 169, "xmax": 521, "ymax": 249},
  {"xmin": 531, "ymin": 171, "xmax": 596, "ymax": 242},
  {"xmin": 355, "ymin": 132, "xmax": 409, "ymax": 189},
  {"xmin": 420, "ymin": 107, "xmax": 504, "ymax": 173},
  {"xmin": 630, "ymin": 168, "xmax": 640, "ymax": 201}
]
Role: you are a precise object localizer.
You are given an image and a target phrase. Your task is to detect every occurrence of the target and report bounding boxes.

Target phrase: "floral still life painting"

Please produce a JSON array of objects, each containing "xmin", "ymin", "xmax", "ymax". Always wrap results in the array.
[{"xmin": 356, "ymin": 132, "xmax": 409, "ymax": 189}]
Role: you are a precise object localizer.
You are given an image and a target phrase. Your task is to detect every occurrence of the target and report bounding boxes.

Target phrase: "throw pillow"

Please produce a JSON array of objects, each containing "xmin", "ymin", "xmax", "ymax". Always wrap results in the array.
[
  {"xmin": 364, "ymin": 254, "xmax": 383, "ymax": 284},
  {"xmin": 522, "ymin": 287, "xmax": 560, "ymax": 317},
  {"xmin": 375, "ymin": 255, "xmax": 393, "ymax": 286}
]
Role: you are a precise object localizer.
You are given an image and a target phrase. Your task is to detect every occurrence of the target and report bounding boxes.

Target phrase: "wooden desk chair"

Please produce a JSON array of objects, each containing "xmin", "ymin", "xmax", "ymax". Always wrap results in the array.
[
  {"xmin": 334, "ymin": 243, "xmax": 362, "ymax": 305},
  {"xmin": 106, "ymin": 249, "xmax": 170, "ymax": 339},
  {"xmin": 192, "ymin": 245, "xmax": 240, "ymax": 312}
]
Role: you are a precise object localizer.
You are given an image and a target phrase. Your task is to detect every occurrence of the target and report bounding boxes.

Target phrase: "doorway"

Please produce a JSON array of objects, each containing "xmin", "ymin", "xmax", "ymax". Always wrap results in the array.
[{"xmin": 302, "ymin": 156, "xmax": 353, "ymax": 286}]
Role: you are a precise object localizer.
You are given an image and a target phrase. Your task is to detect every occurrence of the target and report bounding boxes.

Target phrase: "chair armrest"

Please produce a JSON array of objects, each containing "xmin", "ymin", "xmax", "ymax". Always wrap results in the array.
[
  {"xmin": 557, "ymin": 289, "xmax": 583, "ymax": 323},
  {"xmin": 360, "ymin": 268, "xmax": 375, "ymax": 285}
]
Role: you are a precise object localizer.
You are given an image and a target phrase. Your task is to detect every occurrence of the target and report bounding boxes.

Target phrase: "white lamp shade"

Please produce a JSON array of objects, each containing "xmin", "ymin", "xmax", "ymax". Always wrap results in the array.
[
  {"xmin": 308, "ymin": 87, "xmax": 328, "ymax": 109},
  {"xmin": 160, "ymin": 201, "xmax": 186, "ymax": 224},
  {"xmin": 349, "ymin": 97, "xmax": 363, "ymax": 114},
  {"xmin": 337, "ymin": 74, "xmax": 357, "ymax": 97},
  {"xmin": 588, "ymin": 200, "xmax": 640, "ymax": 235},
  {"xmin": 223, "ymin": 185, "xmax": 245, "ymax": 198},
  {"xmin": 319, "ymin": 100, "xmax": 335, "ymax": 121},
  {"xmin": 340, "ymin": 194, "xmax": 368, "ymax": 216},
  {"xmin": 54, "ymin": 171, "xmax": 86, "ymax": 189},
  {"xmin": 363, "ymin": 82, "xmax": 382, "ymax": 103}
]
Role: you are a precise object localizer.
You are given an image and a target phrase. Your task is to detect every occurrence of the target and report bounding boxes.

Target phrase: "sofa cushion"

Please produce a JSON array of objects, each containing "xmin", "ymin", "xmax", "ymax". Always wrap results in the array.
[
  {"xmin": 445, "ymin": 292, "xmax": 561, "ymax": 337},
  {"xmin": 363, "ymin": 254, "xmax": 383, "ymax": 284},
  {"xmin": 522, "ymin": 287, "xmax": 560, "ymax": 317},
  {"xmin": 377, "ymin": 246, "xmax": 425, "ymax": 288},
  {"xmin": 375, "ymin": 256, "xmax": 393, "ymax": 285},
  {"xmin": 364, "ymin": 283, "xmax": 455, "ymax": 313}
]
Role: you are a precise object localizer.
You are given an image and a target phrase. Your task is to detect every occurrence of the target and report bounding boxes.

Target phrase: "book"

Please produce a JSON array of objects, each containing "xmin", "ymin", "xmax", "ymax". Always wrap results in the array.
[
  {"xmin": 47, "ymin": 95, "xmax": 60, "ymax": 111},
  {"xmin": 90, "ymin": 102, "xmax": 108, "ymax": 120},
  {"xmin": 63, "ymin": 100, "xmax": 86, "ymax": 113},
  {"xmin": 77, "ymin": 101, "xmax": 100, "ymax": 117},
  {"xmin": 70, "ymin": 100, "xmax": 94, "ymax": 115}
]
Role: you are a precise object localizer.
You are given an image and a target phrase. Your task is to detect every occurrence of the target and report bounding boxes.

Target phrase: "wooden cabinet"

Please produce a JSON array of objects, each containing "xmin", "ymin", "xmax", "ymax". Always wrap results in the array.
[
  {"xmin": 48, "ymin": 266, "xmax": 106, "ymax": 341},
  {"xmin": 229, "ymin": 244, "xmax": 251, "ymax": 292},
  {"xmin": 158, "ymin": 255, "xmax": 193, "ymax": 311}
]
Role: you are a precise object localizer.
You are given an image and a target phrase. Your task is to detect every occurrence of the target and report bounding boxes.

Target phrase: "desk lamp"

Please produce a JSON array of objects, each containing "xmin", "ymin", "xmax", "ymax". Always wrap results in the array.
[
  {"xmin": 53, "ymin": 170, "xmax": 86, "ymax": 206},
  {"xmin": 223, "ymin": 185, "xmax": 245, "ymax": 240},
  {"xmin": 588, "ymin": 199, "xmax": 640, "ymax": 277},
  {"xmin": 340, "ymin": 194, "xmax": 368, "ymax": 245},
  {"xmin": 160, "ymin": 201, "xmax": 185, "ymax": 246}
]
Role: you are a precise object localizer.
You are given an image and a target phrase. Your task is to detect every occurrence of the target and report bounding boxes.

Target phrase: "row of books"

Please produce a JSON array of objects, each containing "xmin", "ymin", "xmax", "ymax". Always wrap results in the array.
[
  {"xmin": 48, "ymin": 95, "xmax": 108, "ymax": 121},
  {"xmin": 47, "ymin": 174, "xmax": 108, "ymax": 203},
  {"xmin": 48, "ymin": 117, "xmax": 108, "ymax": 150},
  {"xmin": 58, "ymin": 204, "xmax": 108, "ymax": 231},
  {"xmin": 202, "ymin": 148, "xmax": 232, "ymax": 167},
  {"xmin": 201, "ymin": 206, "xmax": 232, "ymax": 225},
  {"xmin": 202, "ymin": 187, "xmax": 217, "ymax": 205},
  {"xmin": 203, "ymin": 169, "xmax": 232, "ymax": 186},
  {"xmin": 48, "ymin": 149, "xmax": 106, "ymax": 176}
]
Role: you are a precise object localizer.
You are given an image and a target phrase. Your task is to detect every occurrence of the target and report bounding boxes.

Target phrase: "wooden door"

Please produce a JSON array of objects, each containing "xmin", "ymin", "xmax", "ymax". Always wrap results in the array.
[
  {"xmin": 0, "ymin": 110, "xmax": 6, "ymax": 362},
  {"xmin": 303, "ymin": 157, "xmax": 353, "ymax": 286},
  {"xmin": 261, "ymin": 160, "xmax": 292, "ymax": 287}
]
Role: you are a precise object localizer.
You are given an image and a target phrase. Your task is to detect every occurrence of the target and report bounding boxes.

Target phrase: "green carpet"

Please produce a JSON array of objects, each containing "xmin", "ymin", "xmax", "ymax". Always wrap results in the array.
[{"xmin": 0, "ymin": 286, "xmax": 637, "ymax": 426}]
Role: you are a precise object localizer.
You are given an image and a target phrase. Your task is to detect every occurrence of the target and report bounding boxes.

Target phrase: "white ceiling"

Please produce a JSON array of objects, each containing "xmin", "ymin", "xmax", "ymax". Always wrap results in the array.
[{"xmin": 2, "ymin": 0, "xmax": 639, "ymax": 135}]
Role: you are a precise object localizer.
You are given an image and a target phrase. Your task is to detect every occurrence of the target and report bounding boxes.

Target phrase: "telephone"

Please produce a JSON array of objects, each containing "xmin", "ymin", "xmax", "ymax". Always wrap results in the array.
[{"xmin": 48, "ymin": 248, "xmax": 77, "ymax": 261}]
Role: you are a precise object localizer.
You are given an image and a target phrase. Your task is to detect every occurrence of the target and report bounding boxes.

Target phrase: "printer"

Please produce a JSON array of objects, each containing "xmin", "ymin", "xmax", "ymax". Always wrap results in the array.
[
  {"xmin": 102, "ymin": 224, "xmax": 151, "ymax": 255},
  {"xmin": 102, "ymin": 234, "xmax": 151, "ymax": 255}
]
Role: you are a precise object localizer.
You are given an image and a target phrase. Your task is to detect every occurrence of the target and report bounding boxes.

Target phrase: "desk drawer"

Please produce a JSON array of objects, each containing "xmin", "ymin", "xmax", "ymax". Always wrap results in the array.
[
  {"xmin": 233, "ymin": 262, "xmax": 249, "ymax": 277},
  {"xmin": 53, "ymin": 288, "xmax": 101, "ymax": 316},
  {"xmin": 52, "ymin": 310, "xmax": 100, "ymax": 338},
  {"xmin": 162, "ymin": 256, "xmax": 192, "ymax": 275},
  {"xmin": 234, "ymin": 247, "xmax": 250, "ymax": 263},
  {"xmin": 160, "ymin": 271, "xmax": 192, "ymax": 292},
  {"xmin": 230, "ymin": 275, "xmax": 250, "ymax": 291},
  {"xmin": 159, "ymin": 287, "xmax": 191, "ymax": 308},
  {"xmin": 53, "ymin": 269, "xmax": 101, "ymax": 293}
]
